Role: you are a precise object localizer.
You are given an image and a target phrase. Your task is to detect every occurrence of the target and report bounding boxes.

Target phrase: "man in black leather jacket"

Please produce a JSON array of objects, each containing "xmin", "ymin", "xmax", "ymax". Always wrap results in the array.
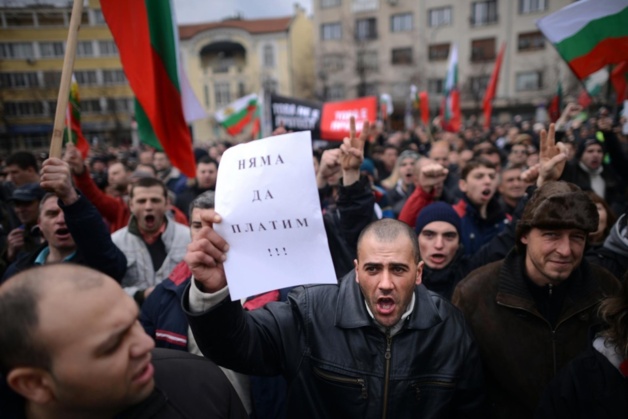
[{"xmin": 183, "ymin": 216, "xmax": 485, "ymax": 418}]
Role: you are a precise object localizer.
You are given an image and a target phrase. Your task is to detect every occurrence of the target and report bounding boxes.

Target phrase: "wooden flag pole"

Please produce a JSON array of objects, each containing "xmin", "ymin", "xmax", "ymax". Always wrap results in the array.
[{"xmin": 49, "ymin": 0, "xmax": 83, "ymax": 159}]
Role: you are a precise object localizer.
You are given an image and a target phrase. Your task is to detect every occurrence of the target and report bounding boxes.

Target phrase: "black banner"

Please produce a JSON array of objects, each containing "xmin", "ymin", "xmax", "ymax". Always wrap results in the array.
[{"xmin": 270, "ymin": 94, "xmax": 322, "ymax": 139}]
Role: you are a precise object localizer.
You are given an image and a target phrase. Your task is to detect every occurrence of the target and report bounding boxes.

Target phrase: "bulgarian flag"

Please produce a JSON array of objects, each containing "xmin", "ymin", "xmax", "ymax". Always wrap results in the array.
[
  {"xmin": 536, "ymin": 0, "xmax": 628, "ymax": 81},
  {"xmin": 441, "ymin": 44, "xmax": 461, "ymax": 133},
  {"xmin": 64, "ymin": 74, "xmax": 89, "ymax": 158},
  {"xmin": 100, "ymin": 0, "xmax": 206, "ymax": 178},
  {"xmin": 215, "ymin": 93, "xmax": 258, "ymax": 136},
  {"xmin": 548, "ymin": 81, "xmax": 562, "ymax": 123}
]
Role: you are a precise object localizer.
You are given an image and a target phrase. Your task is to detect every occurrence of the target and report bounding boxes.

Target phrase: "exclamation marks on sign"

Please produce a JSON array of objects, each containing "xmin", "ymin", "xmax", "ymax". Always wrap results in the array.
[{"xmin": 267, "ymin": 248, "xmax": 288, "ymax": 256}]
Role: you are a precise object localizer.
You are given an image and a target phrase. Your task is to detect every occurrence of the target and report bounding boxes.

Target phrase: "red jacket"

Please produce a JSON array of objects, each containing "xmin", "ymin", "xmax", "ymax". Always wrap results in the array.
[{"xmin": 73, "ymin": 169, "xmax": 188, "ymax": 233}]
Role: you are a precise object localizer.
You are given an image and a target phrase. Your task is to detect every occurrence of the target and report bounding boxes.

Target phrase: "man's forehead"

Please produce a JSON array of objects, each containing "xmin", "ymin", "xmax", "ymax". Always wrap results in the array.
[
  {"xmin": 132, "ymin": 185, "xmax": 164, "ymax": 197},
  {"xmin": 421, "ymin": 221, "xmax": 457, "ymax": 234}
]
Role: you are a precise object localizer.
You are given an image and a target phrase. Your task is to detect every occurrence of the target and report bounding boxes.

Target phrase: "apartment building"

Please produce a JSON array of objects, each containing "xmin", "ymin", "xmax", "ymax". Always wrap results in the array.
[
  {"xmin": 0, "ymin": 0, "xmax": 133, "ymax": 152},
  {"xmin": 178, "ymin": 4, "xmax": 315, "ymax": 142},
  {"xmin": 314, "ymin": 0, "xmax": 576, "ymax": 125}
]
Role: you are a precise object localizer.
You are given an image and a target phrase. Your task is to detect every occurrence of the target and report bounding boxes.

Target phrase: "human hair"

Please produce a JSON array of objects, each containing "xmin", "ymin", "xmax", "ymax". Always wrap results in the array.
[
  {"xmin": 38, "ymin": 192, "xmax": 58, "ymax": 212},
  {"xmin": 129, "ymin": 177, "xmax": 168, "ymax": 200},
  {"xmin": 6, "ymin": 151, "xmax": 38, "ymax": 171},
  {"xmin": 357, "ymin": 219, "xmax": 420, "ymax": 264},
  {"xmin": 599, "ymin": 278, "xmax": 628, "ymax": 359},
  {"xmin": 189, "ymin": 190, "xmax": 215, "ymax": 219},
  {"xmin": 460, "ymin": 157, "xmax": 496, "ymax": 180},
  {"xmin": 0, "ymin": 268, "xmax": 50, "ymax": 375},
  {"xmin": 197, "ymin": 156, "xmax": 218, "ymax": 168},
  {"xmin": 585, "ymin": 191, "xmax": 617, "ymax": 244}
]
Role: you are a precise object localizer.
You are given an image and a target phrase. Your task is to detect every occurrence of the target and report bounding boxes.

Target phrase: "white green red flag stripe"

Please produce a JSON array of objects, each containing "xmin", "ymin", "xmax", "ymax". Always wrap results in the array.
[
  {"xmin": 536, "ymin": 0, "xmax": 628, "ymax": 80},
  {"xmin": 100, "ymin": 0, "xmax": 205, "ymax": 178},
  {"xmin": 441, "ymin": 44, "xmax": 461, "ymax": 132},
  {"xmin": 63, "ymin": 74, "xmax": 89, "ymax": 158},
  {"xmin": 215, "ymin": 94, "xmax": 259, "ymax": 136},
  {"xmin": 482, "ymin": 42, "xmax": 506, "ymax": 130}
]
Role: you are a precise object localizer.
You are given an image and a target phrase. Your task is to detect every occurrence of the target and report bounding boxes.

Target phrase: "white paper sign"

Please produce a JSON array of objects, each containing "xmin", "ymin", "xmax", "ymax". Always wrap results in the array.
[{"xmin": 214, "ymin": 131, "xmax": 337, "ymax": 300}]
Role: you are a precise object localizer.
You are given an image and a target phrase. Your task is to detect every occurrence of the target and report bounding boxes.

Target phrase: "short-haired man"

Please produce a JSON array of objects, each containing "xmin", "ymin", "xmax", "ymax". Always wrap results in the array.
[
  {"xmin": 106, "ymin": 161, "xmax": 131, "ymax": 198},
  {"xmin": 453, "ymin": 181, "xmax": 620, "ymax": 419},
  {"xmin": 182, "ymin": 217, "xmax": 484, "ymax": 417},
  {"xmin": 0, "ymin": 264, "xmax": 247, "ymax": 418},
  {"xmin": 154, "ymin": 151, "xmax": 187, "ymax": 194},
  {"xmin": 497, "ymin": 164, "xmax": 527, "ymax": 217},
  {"xmin": 1, "ymin": 158, "xmax": 127, "ymax": 283},
  {"xmin": 5, "ymin": 151, "xmax": 39, "ymax": 188},
  {"xmin": 112, "ymin": 177, "xmax": 190, "ymax": 305},
  {"xmin": 399, "ymin": 157, "xmax": 508, "ymax": 256},
  {"xmin": 175, "ymin": 156, "xmax": 218, "ymax": 213}
]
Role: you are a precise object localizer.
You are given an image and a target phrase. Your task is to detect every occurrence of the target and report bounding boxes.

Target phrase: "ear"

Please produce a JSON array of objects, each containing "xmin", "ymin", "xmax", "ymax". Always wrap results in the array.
[
  {"xmin": 353, "ymin": 259, "xmax": 359, "ymax": 283},
  {"xmin": 458, "ymin": 178, "xmax": 467, "ymax": 193},
  {"xmin": 415, "ymin": 261, "xmax": 424, "ymax": 286},
  {"xmin": 7, "ymin": 367, "xmax": 55, "ymax": 405},
  {"xmin": 520, "ymin": 232, "xmax": 529, "ymax": 246}
]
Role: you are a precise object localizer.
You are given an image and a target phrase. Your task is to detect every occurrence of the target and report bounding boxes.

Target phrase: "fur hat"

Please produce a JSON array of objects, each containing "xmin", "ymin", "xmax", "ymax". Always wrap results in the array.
[
  {"xmin": 515, "ymin": 181, "xmax": 598, "ymax": 248},
  {"xmin": 415, "ymin": 202, "xmax": 461, "ymax": 237}
]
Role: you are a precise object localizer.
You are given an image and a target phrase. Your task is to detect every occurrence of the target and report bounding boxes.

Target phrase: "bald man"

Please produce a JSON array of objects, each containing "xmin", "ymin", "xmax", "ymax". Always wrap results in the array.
[{"xmin": 0, "ymin": 264, "xmax": 247, "ymax": 419}]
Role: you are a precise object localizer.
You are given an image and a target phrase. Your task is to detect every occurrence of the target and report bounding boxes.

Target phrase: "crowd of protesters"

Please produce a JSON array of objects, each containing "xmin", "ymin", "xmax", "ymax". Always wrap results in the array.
[{"xmin": 0, "ymin": 102, "xmax": 628, "ymax": 418}]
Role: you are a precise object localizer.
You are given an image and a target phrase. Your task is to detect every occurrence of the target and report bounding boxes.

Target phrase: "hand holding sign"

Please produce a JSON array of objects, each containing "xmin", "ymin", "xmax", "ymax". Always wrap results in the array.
[{"xmin": 184, "ymin": 209, "xmax": 229, "ymax": 293}]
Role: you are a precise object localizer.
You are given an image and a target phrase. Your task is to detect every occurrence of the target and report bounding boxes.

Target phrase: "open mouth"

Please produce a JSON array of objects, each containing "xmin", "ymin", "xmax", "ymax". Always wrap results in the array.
[
  {"xmin": 144, "ymin": 215, "xmax": 156, "ymax": 228},
  {"xmin": 54, "ymin": 228, "xmax": 71, "ymax": 239},
  {"xmin": 376, "ymin": 297, "xmax": 396, "ymax": 315},
  {"xmin": 481, "ymin": 188, "xmax": 492, "ymax": 199},
  {"xmin": 430, "ymin": 253, "xmax": 446, "ymax": 264}
]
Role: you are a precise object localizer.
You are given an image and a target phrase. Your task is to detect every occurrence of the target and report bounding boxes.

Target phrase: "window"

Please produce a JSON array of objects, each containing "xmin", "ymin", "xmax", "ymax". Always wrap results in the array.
[
  {"xmin": 469, "ymin": 75, "xmax": 490, "ymax": 95},
  {"xmin": 471, "ymin": 1, "xmax": 498, "ymax": 26},
  {"xmin": 39, "ymin": 42, "xmax": 65, "ymax": 58},
  {"xmin": 321, "ymin": 0, "xmax": 340, "ymax": 8},
  {"xmin": 391, "ymin": 48, "xmax": 413, "ymax": 65},
  {"xmin": 82, "ymin": 99, "xmax": 102, "ymax": 113},
  {"xmin": 37, "ymin": 11, "xmax": 65, "ymax": 26},
  {"xmin": 42, "ymin": 71, "xmax": 61, "ymax": 88},
  {"xmin": 0, "ymin": 42, "xmax": 34, "ymax": 59},
  {"xmin": 3, "ymin": 101, "xmax": 44, "ymax": 117},
  {"xmin": 428, "ymin": 7, "xmax": 452, "ymax": 27},
  {"xmin": 74, "ymin": 70, "xmax": 97, "ymax": 85},
  {"xmin": 328, "ymin": 84, "xmax": 345, "ymax": 100},
  {"xmin": 5, "ymin": 12, "xmax": 34, "ymax": 27},
  {"xmin": 93, "ymin": 9, "xmax": 106, "ymax": 24},
  {"xmin": 98, "ymin": 40, "xmax": 118, "ymax": 56},
  {"xmin": 356, "ymin": 18, "xmax": 377, "ymax": 41},
  {"xmin": 357, "ymin": 50, "xmax": 378, "ymax": 72},
  {"xmin": 519, "ymin": 0, "xmax": 546, "ymax": 14},
  {"xmin": 322, "ymin": 54, "xmax": 344, "ymax": 72},
  {"xmin": 363, "ymin": 83, "xmax": 378, "ymax": 97},
  {"xmin": 0, "ymin": 72, "xmax": 38, "ymax": 88},
  {"xmin": 516, "ymin": 71, "xmax": 542, "ymax": 91},
  {"xmin": 238, "ymin": 82, "xmax": 246, "ymax": 98},
  {"xmin": 106, "ymin": 98, "xmax": 133, "ymax": 112},
  {"xmin": 428, "ymin": 43, "xmax": 450, "ymax": 61},
  {"xmin": 214, "ymin": 82, "xmax": 231, "ymax": 107},
  {"xmin": 471, "ymin": 38, "xmax": 496, "ymax": 62},
  {"xmin": 103, "ymin": 69, "xmax": 126, "ymax": 84},
  {"xmin": 321, "ymin": 22, "xmax": 342, "ymax": 41},
  {"xmin": 518, "ymin": 31, "xmax": 545, "ymax": 51},
  {"xmin": 263, "ymin": 45, "xmax": 274, "ymax": 68},
  {"xmin": 391, "ymin": 13, "xmax": 412, "ymax": 33},
  {"xmin": 77, "ymin": 41, "xmax": 94, "ymax": 57},
  {"xmin": 428, "ymin": 78, "xmax": 444, "ymax": 95},
  {"xmin": 204, "ymin": 84, "xmax": 210, "ymax": 107}
]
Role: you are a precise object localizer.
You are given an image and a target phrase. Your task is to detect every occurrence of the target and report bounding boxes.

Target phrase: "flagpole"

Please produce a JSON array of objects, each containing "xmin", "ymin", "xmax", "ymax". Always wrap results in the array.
[{"xmin": 49, "ymin": 0, "xmax": 83, "ymax": 159}]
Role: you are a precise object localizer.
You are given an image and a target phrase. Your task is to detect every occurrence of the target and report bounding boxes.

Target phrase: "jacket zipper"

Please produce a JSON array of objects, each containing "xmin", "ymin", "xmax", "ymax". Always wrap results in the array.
[
  {"xmin": 497, "ymin": 299, "xmax": 599, "ymax": 374},
  {"xmin": 312, "ymin": 366, "xmax": 367, "ymax": 399},
  {"xmin": 382, "ymin": 330, "xmax": 392, "ymax": 419}
]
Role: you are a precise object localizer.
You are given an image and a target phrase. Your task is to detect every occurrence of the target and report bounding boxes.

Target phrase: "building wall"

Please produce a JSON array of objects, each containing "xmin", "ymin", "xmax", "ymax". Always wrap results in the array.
[
  {"xmin": 313, "ymin": 0, "xmax": 574, "ymax": 122},
  {"xmin": 0, "ymin": 0, "xmax": 134, "ymax": 151}
]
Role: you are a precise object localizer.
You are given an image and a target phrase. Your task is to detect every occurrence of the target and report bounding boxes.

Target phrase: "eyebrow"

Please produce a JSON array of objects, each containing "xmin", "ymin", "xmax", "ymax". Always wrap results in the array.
[{"xmin": 94, "ymin": 317, "xmax": 136, "ymax": 355}]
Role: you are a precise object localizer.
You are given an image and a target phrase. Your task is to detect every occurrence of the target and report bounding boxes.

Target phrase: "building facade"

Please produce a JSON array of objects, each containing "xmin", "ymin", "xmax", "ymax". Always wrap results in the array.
[
  {"xmin": 0, "ymin": 0, "xmax": 134, "ymax": 153},
  {"xmin": 178, "ymin": 4, "xmax": 315, "ymax": 143},
  {"xmin": 313, "ymin": 0, "xmax": 576, "ymax": 126}
]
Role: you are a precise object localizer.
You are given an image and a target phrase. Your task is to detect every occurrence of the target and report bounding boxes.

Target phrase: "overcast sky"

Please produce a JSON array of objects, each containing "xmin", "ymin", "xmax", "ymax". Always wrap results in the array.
[
  {"xmin": 173, "ymin": 0, "xmax": 312, "ymax": 24},
  {"xmin": 16, "ymin": 0, "xmax": 312, "ymax": 24}
]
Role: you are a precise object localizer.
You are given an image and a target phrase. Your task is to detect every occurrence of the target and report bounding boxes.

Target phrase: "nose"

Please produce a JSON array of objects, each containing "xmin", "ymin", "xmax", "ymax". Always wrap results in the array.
[
  {"xmin": 378, "ymin": 271, "xmax": 394, "ymax": 292},
  {"xmin": 555, "ymin": 235, "xmax": 571, "ymax": 257},
  {"xmin": 434, "ymin": 235, "xmax": 444, "ymax": 249},
  {"xmin": 130, "ymin": 322, "xmax": 155, "ymax": 358}
]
